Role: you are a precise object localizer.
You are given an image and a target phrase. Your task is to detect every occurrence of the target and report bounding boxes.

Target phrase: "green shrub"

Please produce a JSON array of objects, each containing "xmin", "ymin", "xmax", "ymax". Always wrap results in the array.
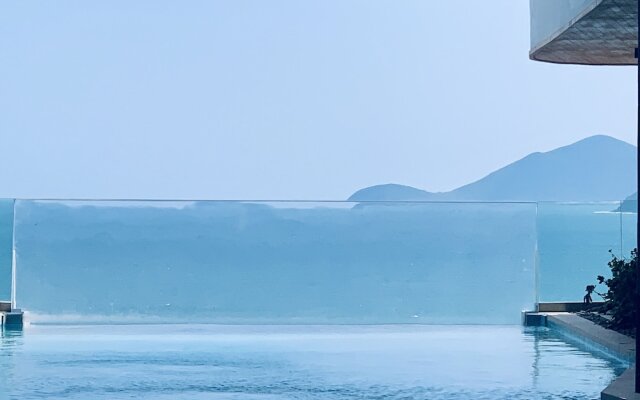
[{"xmin": 596, "ymin": 249, "xmax": 637, "ymax": 330}]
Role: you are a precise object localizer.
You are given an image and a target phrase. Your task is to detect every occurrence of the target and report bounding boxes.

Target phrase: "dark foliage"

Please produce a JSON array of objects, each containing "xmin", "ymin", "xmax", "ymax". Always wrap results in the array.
[{"xmin": 596, "ymin": 249, "xmax": 637, "ymax": 330}]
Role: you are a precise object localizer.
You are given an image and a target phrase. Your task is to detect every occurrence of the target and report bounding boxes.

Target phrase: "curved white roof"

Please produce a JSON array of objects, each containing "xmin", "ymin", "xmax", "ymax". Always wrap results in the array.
[{"xmin": 530, "ymin": 0, "xmax": 637, "ymax": 65}]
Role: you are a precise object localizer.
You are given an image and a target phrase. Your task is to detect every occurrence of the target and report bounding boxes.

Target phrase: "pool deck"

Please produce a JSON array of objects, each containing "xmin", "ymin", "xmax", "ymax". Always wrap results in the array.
[{"xmin": 526, "ymin": 309, "xmax": 639, "ymax": 400}]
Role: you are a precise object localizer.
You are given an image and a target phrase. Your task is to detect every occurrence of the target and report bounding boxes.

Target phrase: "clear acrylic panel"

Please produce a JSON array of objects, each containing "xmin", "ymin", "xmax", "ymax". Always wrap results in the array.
[
  {"xmin": 0, "ymin": 199, "xmax": 13, "ymax": 301},
  {"xmin": 14, "ymin": 200, "xmax": 537, "ymax": 324},
  {"xmin": 536, "ymin": 201, "xmax": 624, "ymax": 302}
]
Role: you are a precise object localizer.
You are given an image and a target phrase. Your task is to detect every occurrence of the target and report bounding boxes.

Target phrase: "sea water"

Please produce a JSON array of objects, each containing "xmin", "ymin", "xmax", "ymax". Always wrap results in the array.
[
  {"xmin": 4, "ymin": 199, "xmax": 636, "ymax": 324},
  {"xmin": 0, "ymin": 325, "xmax": 627, "ymax": 400},
  {"xmin": 13, "ymin": 200, "xmax": 538, "ymax": 324}
]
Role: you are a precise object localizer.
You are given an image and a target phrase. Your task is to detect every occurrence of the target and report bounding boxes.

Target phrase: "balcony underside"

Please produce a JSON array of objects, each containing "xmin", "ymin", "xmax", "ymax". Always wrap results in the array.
[{"xmin": 530, "ymin": 0, "xmax": 638, "ymax": 66}]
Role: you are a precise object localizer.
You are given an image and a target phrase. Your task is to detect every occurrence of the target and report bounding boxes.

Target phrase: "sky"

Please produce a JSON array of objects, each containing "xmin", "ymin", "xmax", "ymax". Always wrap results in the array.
[{"xmin": 0, "ymin": 1, "xmax": 636, "ymax": 200}]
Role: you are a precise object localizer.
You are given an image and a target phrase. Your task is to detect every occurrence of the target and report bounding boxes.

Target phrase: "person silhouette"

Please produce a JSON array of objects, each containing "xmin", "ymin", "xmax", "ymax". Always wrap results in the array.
[{"xmin": 583, "ymin": 285, "xmax": 596, "ymax": 304}]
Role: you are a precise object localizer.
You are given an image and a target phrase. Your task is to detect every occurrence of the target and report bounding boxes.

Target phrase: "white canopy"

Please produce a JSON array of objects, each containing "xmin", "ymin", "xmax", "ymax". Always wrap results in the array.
[{"xmin": 530, "ymin": 0, "xmax": 637, "ymax": 65}]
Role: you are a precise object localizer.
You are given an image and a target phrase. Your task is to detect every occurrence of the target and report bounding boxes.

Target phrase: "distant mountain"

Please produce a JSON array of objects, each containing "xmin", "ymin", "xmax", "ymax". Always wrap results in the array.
[
  {"xmin": 348, "ymin": 184, "xmax": 435, "ymax": 202},
  {"xmin": 446, "ymin": 135, "xmax": 636, "ymax": 201},
  {"xmin": 616, "ymin": 192, "xmax": 637, "ymax": 212},
  {"xmin": 349, "ymin": 135, "xmax": 637, "ymax": 202}
]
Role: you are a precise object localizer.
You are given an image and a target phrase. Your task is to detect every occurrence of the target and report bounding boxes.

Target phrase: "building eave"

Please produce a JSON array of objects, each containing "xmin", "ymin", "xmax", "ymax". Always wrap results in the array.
[{"xmin": 530, "ymin": 0, "xmax": 637, "ymax": 66}]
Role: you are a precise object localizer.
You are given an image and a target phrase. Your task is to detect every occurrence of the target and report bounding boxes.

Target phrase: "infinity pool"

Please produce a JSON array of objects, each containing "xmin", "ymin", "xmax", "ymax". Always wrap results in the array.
[{"xmin": 0, "ymin": 325, "xmax": 627, "ymax": 400}]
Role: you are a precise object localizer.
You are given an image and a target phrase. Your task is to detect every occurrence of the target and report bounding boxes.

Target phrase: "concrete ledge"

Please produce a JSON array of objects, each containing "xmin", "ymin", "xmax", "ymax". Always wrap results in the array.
[
  {"xmin": 602, "ymin": 366, "xmax": 640, "ymax": 400},
  {"xmin": 1, "ymin": 310, "xmax": 23, "ymax": 330},
  {"xmin": 523, "ymin": 311, "xmax": 547, "ymax": 327},
  {"xmin": 547, "ymin": 313, "xmax": 635, "ymax": 363},
  {"xmin": 538, "ymin": 302, "xmax": 605, "ymax": 313}
]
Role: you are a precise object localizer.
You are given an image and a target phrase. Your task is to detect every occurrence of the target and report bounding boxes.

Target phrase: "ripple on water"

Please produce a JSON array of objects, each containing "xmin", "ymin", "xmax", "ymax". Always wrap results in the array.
[{"xmin": 0, "ymin": 325, "xmax": 626, "ymax": 400}]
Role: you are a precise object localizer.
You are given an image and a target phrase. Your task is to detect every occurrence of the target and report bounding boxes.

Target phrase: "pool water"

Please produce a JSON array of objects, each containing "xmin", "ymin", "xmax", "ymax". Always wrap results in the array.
[{"xmin": 0, "ymin": 325, "xmax": 627, "ymax": 400}]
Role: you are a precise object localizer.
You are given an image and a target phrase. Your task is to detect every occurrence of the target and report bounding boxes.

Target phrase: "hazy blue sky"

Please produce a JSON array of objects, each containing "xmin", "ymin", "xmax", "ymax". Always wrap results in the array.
[{"xmin": 0, "ymin": 1, "xmax": 636, "ymax": 200}]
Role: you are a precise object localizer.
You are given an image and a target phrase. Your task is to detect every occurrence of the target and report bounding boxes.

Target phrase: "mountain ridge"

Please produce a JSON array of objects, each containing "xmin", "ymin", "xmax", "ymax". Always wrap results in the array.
[{"xmin": 348, "ymin": 135, "xmax": 637, "ymax": 202}]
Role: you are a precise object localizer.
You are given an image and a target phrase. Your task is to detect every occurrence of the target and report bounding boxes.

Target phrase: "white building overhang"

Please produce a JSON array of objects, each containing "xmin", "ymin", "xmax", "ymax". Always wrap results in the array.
[{"xmin": 530, "ymin": 0, "xmax": 637, "ymax": 65}]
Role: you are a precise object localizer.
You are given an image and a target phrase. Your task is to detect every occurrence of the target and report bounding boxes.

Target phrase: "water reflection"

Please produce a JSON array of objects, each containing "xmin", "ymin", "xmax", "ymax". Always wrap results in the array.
[
  {"xmin": 0, "ymin": 327, "xmax": 24, "ymax": 356},
  {"xmin": 523, "ymin": 326, "xmax": 627, "ymax": 394},
  {"xmin": 0, "ymin": 325, "xmax": 628, "ymax": 400},
  {"xmin": 528, "ymin": 327, "xmax": 541, "ymax": 388},
  {"xmin": 0, "ymin": 328, "xmax": 23, "ymax": 400}
]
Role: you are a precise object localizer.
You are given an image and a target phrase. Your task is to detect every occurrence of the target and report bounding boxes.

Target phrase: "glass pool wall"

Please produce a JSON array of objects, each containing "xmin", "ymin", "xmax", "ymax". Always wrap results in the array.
[
  {"xmin": 0, "ymin": 199, "xmax": 635, "ymax": 323},
  {"xmin": 12, "ymin": 200, "xmax": 537, "ymax": 324},
  {"xmin": 536, "ymin": 201, "xmax": 637, "ymax": 303}
]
